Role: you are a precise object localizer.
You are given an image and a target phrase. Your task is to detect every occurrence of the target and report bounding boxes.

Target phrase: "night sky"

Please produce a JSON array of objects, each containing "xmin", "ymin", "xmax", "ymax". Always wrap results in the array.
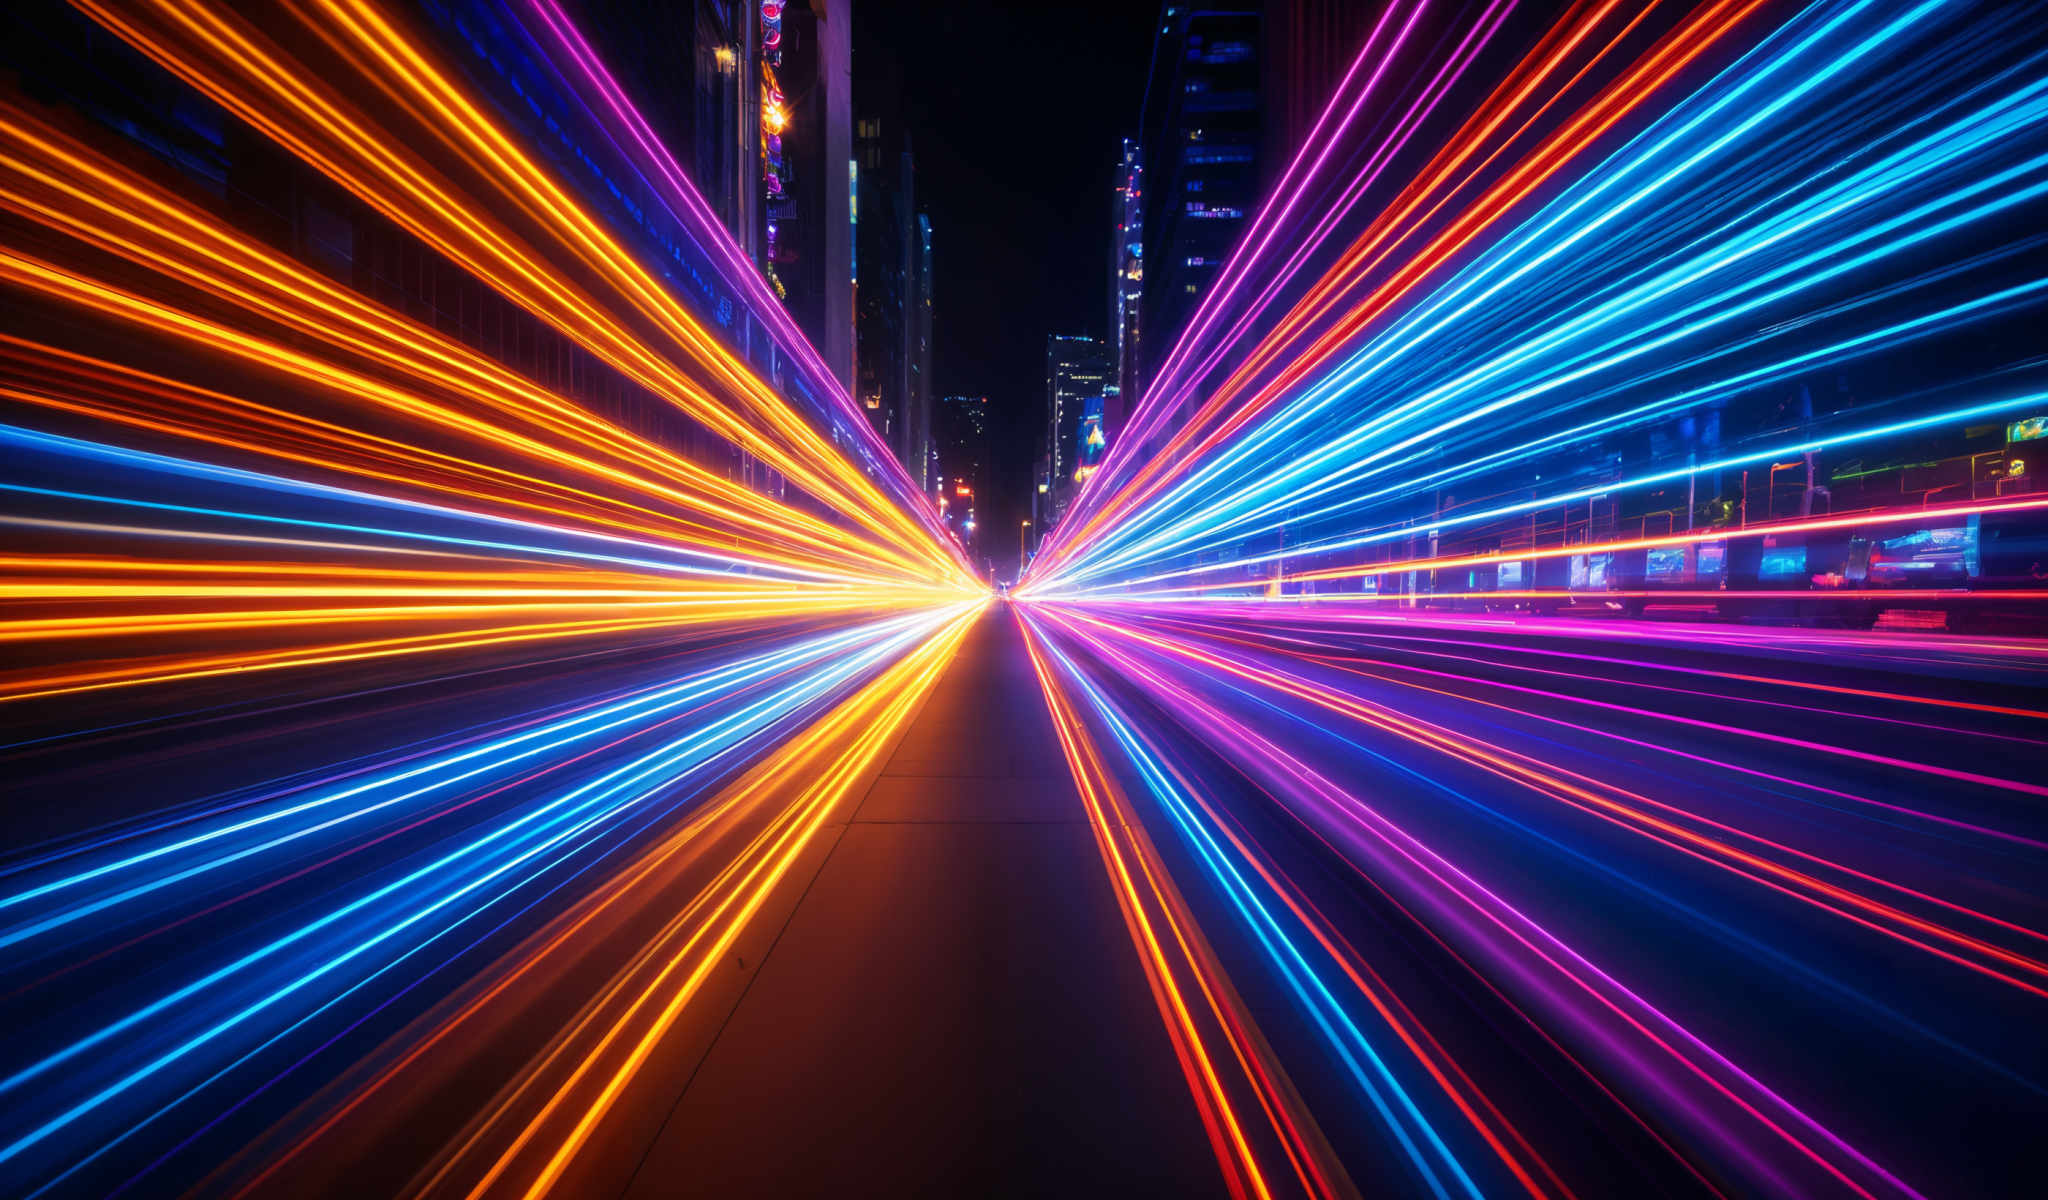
[{"xmin": 852, "ymin": 0, "xmax": 1160, "ymax": 566}]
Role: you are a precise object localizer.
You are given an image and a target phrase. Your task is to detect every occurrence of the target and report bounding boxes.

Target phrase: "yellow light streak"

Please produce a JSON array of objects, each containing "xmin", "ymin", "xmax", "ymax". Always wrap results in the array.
[
  {"xmin": 400, "ymin": 601, "xmax": 983, "ymax": 1198},
  {"xmin": 69, "ymin": 0, "xmax": 973, "ymax": 586}
]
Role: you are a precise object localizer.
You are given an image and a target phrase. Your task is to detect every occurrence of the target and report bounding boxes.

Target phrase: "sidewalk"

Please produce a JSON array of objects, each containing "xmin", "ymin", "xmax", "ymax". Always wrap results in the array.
[{"xmin": 622, "ymin": 603, "xmax": 1224, "ymax": 1197}]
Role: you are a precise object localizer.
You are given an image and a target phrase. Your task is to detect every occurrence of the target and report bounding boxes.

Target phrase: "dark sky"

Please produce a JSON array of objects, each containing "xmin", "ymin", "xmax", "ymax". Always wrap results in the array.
[{"xmin": 853, "ymin": 0, "xmax": 1161, "ymax": 571}]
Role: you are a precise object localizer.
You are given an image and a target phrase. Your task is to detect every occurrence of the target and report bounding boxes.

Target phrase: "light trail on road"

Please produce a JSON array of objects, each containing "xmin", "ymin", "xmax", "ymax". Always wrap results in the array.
[
  {"xmin": 5, "ymin": 0, "xmax": 2045, "ymax": 1196},
  {"xmin": 1021, "ymin": 2, "xmax": 2048, "ymax": 1197},
  {"xmin": 0, "ymin": 1, "xmax": 979, "ymax": 1194}
]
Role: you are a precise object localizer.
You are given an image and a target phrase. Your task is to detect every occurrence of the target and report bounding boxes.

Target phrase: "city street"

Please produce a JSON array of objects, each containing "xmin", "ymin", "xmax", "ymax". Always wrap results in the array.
[{"xmin": 4, "ymin": 0, "xmax": 2046, "ymax": 1196}]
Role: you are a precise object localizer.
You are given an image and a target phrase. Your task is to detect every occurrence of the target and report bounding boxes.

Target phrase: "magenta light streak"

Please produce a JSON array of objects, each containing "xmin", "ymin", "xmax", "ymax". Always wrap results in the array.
[
  {"xmin": 516, "ymin": 0, "xmax": 953, "ymax": 547},
  {"xmin": 1107, "ymin": 628, "xmax": 2048, "ymax": 997},
  {"xmin": 1122, "ymin": 0, "xmax": 1429, "ymax": 431},
  {"xmin": 1043, "ymin": 0, "xmax": 1523, "ymax": 576},
  {"xmin": 1036, "ymin": 0, "xmax": 1431, "ymax": 557},
  {"xmin": 1176, "ymin": 616, "xmax": 2048, "ymax": 819},
  {"xmin": 1111, "ymin": 613, "xmax": 2048, "ymax": 852},
  {"xmin": 1120, "ymin": 0, "xmax": 1508, "ymax": 462},
  {"xmin": 1298, "ymin": 624, "xmax": 2048, "ymax": 723},
  {"xmin": 1107, "ymin": 599, "xmax": 2048, "ymax": 665},
  {"xmin": 1031, "ymin": 602, "xmax": 1929, "ymax": 1199},
  {"xmin": 1052, "ymin": 605, "xmax": 2048, "ymax": 977}
]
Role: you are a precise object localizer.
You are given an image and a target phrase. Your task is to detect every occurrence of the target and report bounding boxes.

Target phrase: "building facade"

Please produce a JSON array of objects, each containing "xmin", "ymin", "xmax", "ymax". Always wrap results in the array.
[
  {"xmin": 913, "ymin": 212, "xmax": 935, "ymax": 492},
  {"xmin": 1105, "ymin": 137, "xmax": 1144, "ymax": 447},
  {"xmin": 1264, "ymin": 0, "xmax": 1383, "ymax": 168},
  {"xmin": 1134, "ymin": 3, "xmax": 1262, "ymax": 416},
  {"xmin": 0, "ymin": 0, "xmax": 908, "ymax": 510},
  {"xmin": 1045, "ymin": 334, "xmax": 1110, "ymax": 524},
  {"xmin": 762, "ymin": 0, "xmax": 857, "ymax": 394},
  {"xmin": 852, "ymin": 106, "xmax": 933, "ymax": 490},
  {"xmin": 934, "ymin": 394, "xmax": 990, "ymax": 555}
]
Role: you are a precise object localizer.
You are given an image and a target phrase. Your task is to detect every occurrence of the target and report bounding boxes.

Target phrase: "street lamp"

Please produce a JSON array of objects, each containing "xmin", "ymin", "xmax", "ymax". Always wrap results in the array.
[{"xmin": 1019, "ymin": 520, "xmax": 1032, "ymax": 574}]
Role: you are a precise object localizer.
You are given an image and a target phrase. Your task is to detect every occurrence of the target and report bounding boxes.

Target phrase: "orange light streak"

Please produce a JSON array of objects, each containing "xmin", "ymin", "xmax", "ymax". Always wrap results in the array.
[
  {"xmin": 1022, "ymin": 617, "xmax": 1292, "ymax": 1200},
  {"xmin": 427, "ymin": 601, "xmax": 981, "ymax": 1199},
  {"xmin": 1054, "ymin": 607, "xmax": 2048, "ymax": 997},
  {"xmin": 70, "ymin": 0, "xmax": 972, "ymax": 584}
]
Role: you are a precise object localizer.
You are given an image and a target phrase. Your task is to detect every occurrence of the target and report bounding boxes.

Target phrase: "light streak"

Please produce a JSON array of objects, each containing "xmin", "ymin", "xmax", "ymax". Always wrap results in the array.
[
  {"xmin": 0, "ymin": 2, "xmax": 979, "ymax": 1193},
  {"xmin": 1044, "ymin": 0, "xmax": 1770, "ymax": 575},
  {"xmin": 425, "ymin": 602, "xmax": 982, "ymax": 1199},
  {"xmin": 1031, "ymin": 1, "xmax": 2048, "ymax": 599},
  {"xmin": 1027, "ymin": 610, "xmax": 1488, "ymax": 1200},
  {"xmin": 1010, "ymin": 3, "xmax": 2048, "ymax": 1195},
  {"xmin": 1021, "ymin": 614, "xmax": 1293, "ymax": 1200},
  {"xmin": 5, "ymin": 0, "xmax": 2045, "ymax": 1194},
  {"xmin": 69, "ymin": 0, "xmax": 972, "ymax": 584},
  {"xmin": 1025, "ymin": 603, "xmax": 1947, "ymax": 1198}
]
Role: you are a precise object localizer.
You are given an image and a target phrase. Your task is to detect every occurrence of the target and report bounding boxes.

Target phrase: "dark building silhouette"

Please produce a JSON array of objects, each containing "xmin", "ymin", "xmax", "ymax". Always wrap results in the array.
[
  {"xmin": 935, "ymin": 394, "xmax": 990, "ymax": 554},
  {"xmin": 1134, "ymin": 3, "xmax": 1261, "ymax": 417},
  {"xmin": 551, "ymin": 0, "xmax": 855, "ymax": 394},
  {"xmin": 0, "ymin": 0, "xmax": 883, "ymax": 504},
  {"xmin": 852, "ymin": 43, "xmax": 934, "ymax": 491},
  {"xmin": 1263, "ymin": 0, "xmax": 1382, "ymax": 160},
  {"xmin": 764, "ymin": 0, "xmax": 857, "ymax": 393}
]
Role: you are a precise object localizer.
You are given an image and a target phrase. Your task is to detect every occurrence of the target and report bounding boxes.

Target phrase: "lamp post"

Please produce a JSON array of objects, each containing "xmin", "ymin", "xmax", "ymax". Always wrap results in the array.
[{"xmin": 1019, "ymin": 520, "xmax": 1032, "ymax": 579}]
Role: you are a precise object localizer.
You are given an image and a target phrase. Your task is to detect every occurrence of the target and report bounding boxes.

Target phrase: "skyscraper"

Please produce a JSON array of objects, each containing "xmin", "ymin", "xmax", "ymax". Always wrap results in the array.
[
  {"xmin": 570, "ymin": 0, "xmax": 854, "ymax": 396},
  {"xmin": 1135, "ymin": 4, "xmax": 1261, "ymax": 416},
  {"xmin": 912, "ymin": 213, "xmax": 935, "ymax": 492},
  {"xmin": 935, "ymin": 394, "xmax": 989, "ymax": 554},
  {"xmin": 1045, "ymin": 334, "xmax": 1110, "ymax": 524},
  {"xmin": 1106, "ymin": 137, "xmax": 1144, "ymax": 443},
  {"xmin": 762, "ymin": 0, "xmax": 857, "ymax": 394},
  {"xmin": 851, "ymin": 18, "xmax": 937, "ymax": 493},
  {"xmin": 853, "ymin": 110, "xmax": 930, "ymax": 486}
]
